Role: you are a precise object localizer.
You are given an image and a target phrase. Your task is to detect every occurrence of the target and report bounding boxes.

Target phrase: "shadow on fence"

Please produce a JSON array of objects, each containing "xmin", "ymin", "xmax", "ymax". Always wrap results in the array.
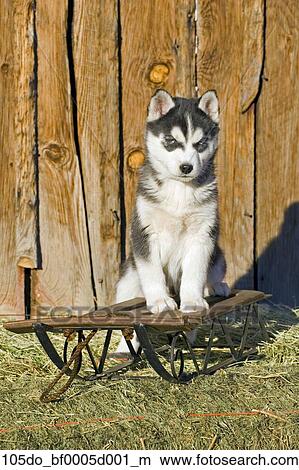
[{"xmin": 235, "ymin": 202, "xmax": 299, "ymax": 308}]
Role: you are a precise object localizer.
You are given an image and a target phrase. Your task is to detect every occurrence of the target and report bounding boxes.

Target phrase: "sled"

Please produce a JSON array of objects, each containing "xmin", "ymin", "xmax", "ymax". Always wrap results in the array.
[{"xmin": 4, "ymin": 290, "xmax": 271, "ymax": 402}]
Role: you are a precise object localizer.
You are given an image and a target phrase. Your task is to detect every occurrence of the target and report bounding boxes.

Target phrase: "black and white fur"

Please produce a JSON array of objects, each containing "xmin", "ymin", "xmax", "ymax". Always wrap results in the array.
[{"xmin": 116, "ymin": 89, "xmax": 229, "ymax": 352}]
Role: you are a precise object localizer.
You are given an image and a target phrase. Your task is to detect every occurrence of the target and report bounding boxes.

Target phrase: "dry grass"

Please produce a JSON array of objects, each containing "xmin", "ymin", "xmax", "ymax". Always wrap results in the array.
[{"xmin": 0, "ymin": 303, "xmax": 298, "ymax": 450}]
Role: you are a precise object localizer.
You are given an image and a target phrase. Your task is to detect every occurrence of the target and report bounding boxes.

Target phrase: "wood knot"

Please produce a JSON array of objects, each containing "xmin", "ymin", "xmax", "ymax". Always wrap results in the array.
[
  {"xmin": 42, "ymin": 142, "xmax": 70, "ymax": 166},
  {"xmin": 149, "ymin": 63, "xmax": 170, "ymax": 85},
  {"xmin": 1, "ymin": 63, "xmax": 9, "ymax": 74},
  {"xmin": 28, "ymin": 197, "xmax": 36, "ymax": 209},
  {"xmin": 17, "ymin": 256, "xmax": 35, "ymax": 269},
  {"xmin": 127, "ymin": 150, "xmax": 145, "ymax": 171}
]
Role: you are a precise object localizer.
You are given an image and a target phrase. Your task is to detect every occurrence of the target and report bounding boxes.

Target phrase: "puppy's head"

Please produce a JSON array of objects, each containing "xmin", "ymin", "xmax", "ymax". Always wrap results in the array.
[{"xmin": 145, "ymin": 89, "xmax": 219, "ymax": 182}]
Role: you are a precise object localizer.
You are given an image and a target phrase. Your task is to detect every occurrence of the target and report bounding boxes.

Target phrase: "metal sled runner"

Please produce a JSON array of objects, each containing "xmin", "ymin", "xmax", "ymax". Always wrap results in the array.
[{"xmin": 4, "ymin": 290, "xmax": 271, "ymax": 402}]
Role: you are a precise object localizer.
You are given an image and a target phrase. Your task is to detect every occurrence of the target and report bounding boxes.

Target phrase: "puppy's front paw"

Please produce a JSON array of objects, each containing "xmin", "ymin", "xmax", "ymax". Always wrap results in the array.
[
  {"xmin": 180, "ymin": 297, "xmax": 209, "ymax": 313},
  {"xmin": 147, "ymin": 296, "xmax": 178, "ymax": 314},
  {"xmin": 213, "ymin": 282, "xmax": 230, "ymax": 297}
]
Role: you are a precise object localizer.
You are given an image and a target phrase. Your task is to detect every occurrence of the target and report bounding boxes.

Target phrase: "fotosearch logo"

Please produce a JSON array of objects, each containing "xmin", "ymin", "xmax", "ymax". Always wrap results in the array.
[{"xmin": 34, "ymin": 304, "xmax": 260, "ymax": 327}]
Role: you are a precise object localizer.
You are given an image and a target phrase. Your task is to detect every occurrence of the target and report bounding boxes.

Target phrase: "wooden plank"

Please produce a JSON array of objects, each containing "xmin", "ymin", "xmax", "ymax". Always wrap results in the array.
[
  {"xmin": 14, "ymin": 0, "xmax": 39, "ymax": 269},
  {"xmin": 208, "ymin": 289, "xmax": 267, "ymax": 317},
  {"xmin": 241, "ymin": 0, "xmax": 264, "ymax": 112},
  {"xmin": 0, "ymin": 0, "xmax": 24, "ymax": 318},
  {"xmin": 72, "ymin": 0, "xmax": 120, "ymax": 305},
  {"xmin": 31, "ymin": 0, "xmax": 94, "ymax": 317},
  {"xmin": 3, "ymin": 290, "xmax": 267, "ymax": 334},
  {"xmin": 256, "ymin": 0, "xmax": 299, "ymax": 306},
  {"xmin": 120, "ymin": 0, "xmax": 196, "ymax": 254},
  {"xmin": 197, "ymin": 0, "xmax": 264, "ymax": 289}
]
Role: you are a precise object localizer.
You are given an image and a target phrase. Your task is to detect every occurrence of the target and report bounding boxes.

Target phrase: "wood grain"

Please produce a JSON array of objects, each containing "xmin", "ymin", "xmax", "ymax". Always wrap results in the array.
[
  {"xmin": 120, "ymin": 0, "xmax": 196, "ymax": 254},
  {"xmin": 73, "ymin": 0, "xmax": 120, "ymax": 306},
  {"xmin": 1, "ymin": 0, "xmax": 298, "ymax": 316},
  {"xmin": 241, "ymin": 0, "xmax": 264, "ymax": 112},
  {"xmin": 256, "ymin": 0, "xmax": 299, "ymax": 305},
  {"xmin": 0, "ymin": 0, "xmax": 24, "ymax": 318},
  {"xmin": 197, "ymin": 0, "xmax": 264, "ymax": 289},
  {"xmin": 14, "ymin": 0, "xmax": 39, "ymax": 269},
  {"xmin": 31, "ymin": 0, "xmax": 94, "ymax": 317}
]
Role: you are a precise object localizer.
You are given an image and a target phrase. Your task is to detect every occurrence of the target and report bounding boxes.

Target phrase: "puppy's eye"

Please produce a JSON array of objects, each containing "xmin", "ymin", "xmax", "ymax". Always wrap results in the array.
[
  {"xmin": 194, "ymin": 137, "xmax": 208, "ymax": 153},
  {"xmin": 164, "ymin": 136, "xmax": 177, "ymax": 145},
  {"xmin": 163, "ymin": 135, "xmax": 178, "ymax": 151}
]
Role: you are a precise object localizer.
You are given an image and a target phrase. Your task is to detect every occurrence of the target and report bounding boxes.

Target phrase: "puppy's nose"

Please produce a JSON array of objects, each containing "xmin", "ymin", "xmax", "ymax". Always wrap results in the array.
[{"xmin": 180, "ymin": 163, "xmax": 193, "ymax": 174}]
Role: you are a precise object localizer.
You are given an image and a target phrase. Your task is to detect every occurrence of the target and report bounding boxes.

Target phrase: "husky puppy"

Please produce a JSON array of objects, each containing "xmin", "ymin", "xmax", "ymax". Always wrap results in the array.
[{"xmin": 116, "ymin": 89, "xmax": 229, "ymax": 352}]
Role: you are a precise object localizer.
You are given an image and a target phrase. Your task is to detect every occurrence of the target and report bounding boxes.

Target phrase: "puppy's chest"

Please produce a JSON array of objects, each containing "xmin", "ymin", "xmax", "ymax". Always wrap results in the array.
[
  {"xmin": 151, "ymin": 210, "xmax": 187, "ymax": 240},
  {"xmin": 149, "ymin": 209, "xmax": 200, "ymax": 264},
  {"xmin": 157, "ymin": 180, "xmax": 197, "ymax": 217},
  {"xmin": 137, "ymin": 181, "xmax": 217, "ymax": 263}
]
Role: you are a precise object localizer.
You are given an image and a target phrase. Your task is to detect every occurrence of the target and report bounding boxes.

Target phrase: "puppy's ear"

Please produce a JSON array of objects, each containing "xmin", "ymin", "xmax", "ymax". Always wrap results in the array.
[
  {"xmin": 198, "ymin": 90, "xmax": 219, "ymax": 123},
  {"xmin": 147, "ymin": 89, "xmax": 175, "ymax": 122}
]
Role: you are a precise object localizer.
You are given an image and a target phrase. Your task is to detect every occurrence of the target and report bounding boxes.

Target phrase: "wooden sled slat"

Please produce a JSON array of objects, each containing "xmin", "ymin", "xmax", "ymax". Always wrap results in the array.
[
  {"xmin": 3, "ymin": 290, "xmax": 268, "ymax": 334},
  {"xmin": 208, "ymin": 289, "xmax": 268, "ymax": 317}
]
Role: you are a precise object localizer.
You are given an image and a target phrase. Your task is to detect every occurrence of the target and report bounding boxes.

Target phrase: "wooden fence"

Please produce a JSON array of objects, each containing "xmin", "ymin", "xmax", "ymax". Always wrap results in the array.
[{"xmin": 0, "ymin": 0, "xmax": 298, "ymax": 319}]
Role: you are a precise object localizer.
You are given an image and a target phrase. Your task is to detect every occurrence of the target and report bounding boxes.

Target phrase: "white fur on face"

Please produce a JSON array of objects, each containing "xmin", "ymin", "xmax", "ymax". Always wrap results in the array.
[
  {"xmin": 191, "ymin": 127, "xmax": 204, "ymax": 143},
  {"xmin": 146, "ymin": 124, "xmax": 215, "ymax": 181},
  {"xmin": 171, "ymin": 126, "xmax": 186, "ymax": 144}
]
